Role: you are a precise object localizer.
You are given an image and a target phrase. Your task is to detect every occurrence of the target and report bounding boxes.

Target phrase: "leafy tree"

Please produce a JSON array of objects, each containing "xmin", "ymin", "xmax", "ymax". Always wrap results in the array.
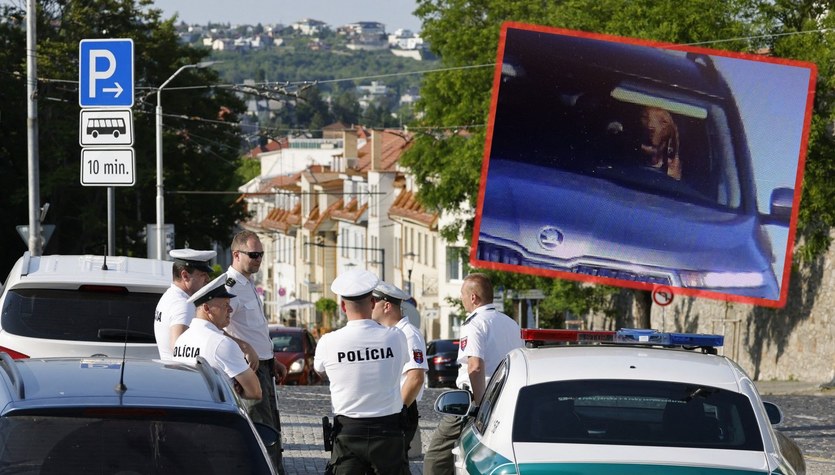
[
  {"xmin": 405, "ymin": 0, "xmax": 767, "ymax": 327},
  {"xmin": 315, "ymin": 297, "xmax": 337, "ymax": 329},
  {"xmin": 0, "ymin": 0, "xmax": 247, "ymax": 271}
]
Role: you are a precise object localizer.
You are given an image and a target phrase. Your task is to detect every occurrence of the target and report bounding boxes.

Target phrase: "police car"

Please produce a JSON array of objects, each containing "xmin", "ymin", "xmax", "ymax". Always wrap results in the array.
[
  {"xmin": 0, "ymin": 353, "xmax": 278, "ymax": 473},
  {"xmin": 435, "ymin": 329, "xmax": 805, "ymax": 475}
]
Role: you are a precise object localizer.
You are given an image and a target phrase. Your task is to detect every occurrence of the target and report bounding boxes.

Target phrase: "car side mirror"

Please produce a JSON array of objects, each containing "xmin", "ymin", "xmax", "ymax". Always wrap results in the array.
[
  {"xmin": 763, "ymin": 401, "xmax": 783, "ymax": 425},
  {"xmin": 254, "ymin": 422, "xmax": 280, "ymax": 447},
  {"xmin": 767, "ymin": 187, "xmax": 794, "ymax": 225},
  {"xmin": 434, "ymin": 390, "xmax": 472, "ymax": 416}
]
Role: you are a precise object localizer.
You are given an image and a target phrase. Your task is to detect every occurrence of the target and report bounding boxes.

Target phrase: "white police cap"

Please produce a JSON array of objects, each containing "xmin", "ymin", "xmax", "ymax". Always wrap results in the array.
[
  {"xmin": 331, "ymin": 269, "xmax": 379, "ymax": 301},
  {"xmin": 187, "ymin": 273, "xmax": 237, "ymax": 306},
  {"xmin": 372, "ymin": 281, "xmax": 409, "ymax": 305},
  {"xmin": 170, "ymin": 248, "xmax": 216, "ymax": 273}
]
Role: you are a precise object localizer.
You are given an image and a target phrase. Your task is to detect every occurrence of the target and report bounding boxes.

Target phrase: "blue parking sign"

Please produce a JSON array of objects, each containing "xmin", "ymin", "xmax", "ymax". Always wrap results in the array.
[{"xmin": 79, "ymin": 38, "xmax": 134, "ymax": 107}]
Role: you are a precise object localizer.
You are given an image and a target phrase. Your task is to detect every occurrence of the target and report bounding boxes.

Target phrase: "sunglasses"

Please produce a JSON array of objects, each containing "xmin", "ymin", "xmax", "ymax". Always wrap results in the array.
[{"xmin": 237, "ymin": 250, "xmax": 264, "ymax": 259}]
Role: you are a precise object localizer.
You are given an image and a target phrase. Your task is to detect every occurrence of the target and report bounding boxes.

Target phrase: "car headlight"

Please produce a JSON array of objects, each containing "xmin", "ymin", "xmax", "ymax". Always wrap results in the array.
[
  {"xmin": 288, "ymin": 358, "xmax": 305, "ymax": 374},
  {"xmin": 679, "ymin": 270, "xmax": 765, "ymax": 288}
]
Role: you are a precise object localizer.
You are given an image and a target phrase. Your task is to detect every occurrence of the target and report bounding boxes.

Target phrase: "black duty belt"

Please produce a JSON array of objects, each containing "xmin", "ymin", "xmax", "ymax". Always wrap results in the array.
[{"xmin": 334, "ymin": 413, "xmax": 402, "ymax": 436}]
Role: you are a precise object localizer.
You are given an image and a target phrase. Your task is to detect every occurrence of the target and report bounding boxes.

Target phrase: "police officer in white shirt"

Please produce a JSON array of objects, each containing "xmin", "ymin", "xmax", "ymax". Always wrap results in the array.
[
  {"xmin": 371, "ymin": 281, "xmax": 428, "ymax": 458},
  {"xmin": 314, "ymin": 269, "xmax": 411, "ymax": 475},
  {"xmin": 423, "ymin": 273, "xmax": 523, "ymax": 475},
  {"xmin": 172, "ymin": 273, "xmax": 261, "ymax": 400},
  {"xmin": 224, "ymin": 230, "xmax": 287, "ymax": 474},
  {"xmin": 154, "ymin": 249, "xmax": 215, "ymax": 360}
]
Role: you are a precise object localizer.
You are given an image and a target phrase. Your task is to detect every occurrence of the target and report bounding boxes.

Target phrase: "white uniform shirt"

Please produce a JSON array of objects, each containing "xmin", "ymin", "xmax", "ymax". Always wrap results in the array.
[
  {"xmin": 314, "ymin": 319, "xmax": 408, "ymax": 418},
  {"xmin": 154, "ymin": 283, "xmax": 194, "ymax": 360},
  {"xmin": 456, "ymin": 304, "xmax": 523, "ymax": 390},
  {"xmin": 396, "ymin": 317, "xmax": 428, "ymax": 402},
  {"xmin": 172, "ymin": 319, "xmax": 250, "ymax": 380},
  {"xmin": 224, "ymin": 266, "xmax": 273, "ymax": 360}
]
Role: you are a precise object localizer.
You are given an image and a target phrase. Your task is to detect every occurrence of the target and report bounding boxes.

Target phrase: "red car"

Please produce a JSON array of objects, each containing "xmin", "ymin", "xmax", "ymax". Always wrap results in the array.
[{"xmin": 269, "ymin": 325, "xmax": 320, "ymax": 385}]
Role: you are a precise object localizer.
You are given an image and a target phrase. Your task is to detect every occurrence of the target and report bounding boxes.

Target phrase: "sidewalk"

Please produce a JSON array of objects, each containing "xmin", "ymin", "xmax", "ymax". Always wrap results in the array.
[{"xmin": 754, "ymin": 380, "xmax": 833, "ymax": 396}]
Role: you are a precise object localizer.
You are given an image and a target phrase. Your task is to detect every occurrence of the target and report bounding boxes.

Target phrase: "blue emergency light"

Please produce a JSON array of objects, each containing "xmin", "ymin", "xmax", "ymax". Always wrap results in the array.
[
  {"xmin": 615, "ymin": 328, "xmax": 724, "ymax": 347},
  {"xmin": 522, "ymin": 328, "xmax": 723, "ymax": 351}
]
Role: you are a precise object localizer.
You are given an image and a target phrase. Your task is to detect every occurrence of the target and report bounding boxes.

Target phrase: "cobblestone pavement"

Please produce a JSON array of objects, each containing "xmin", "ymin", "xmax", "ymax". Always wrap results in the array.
[{"xmin": 277, "ymin": 383, "xmax": 835, "ymax": 475}]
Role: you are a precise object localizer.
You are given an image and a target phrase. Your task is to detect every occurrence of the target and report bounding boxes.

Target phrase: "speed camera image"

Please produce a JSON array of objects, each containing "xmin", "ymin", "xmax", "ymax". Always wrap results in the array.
[{"xmin": 472, "ymin": 23, "xmax": 816, "ymax": 308}]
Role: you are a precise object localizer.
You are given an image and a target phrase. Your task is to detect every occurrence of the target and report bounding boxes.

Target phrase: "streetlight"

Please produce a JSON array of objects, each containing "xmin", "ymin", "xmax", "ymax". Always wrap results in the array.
[
  {"xmin": 155, "ymin": 61, "xmax": 221, "ymax": 259},
  {"xmin": 403, "ymin": 251, "xmax": 418, "ymax": 296}
]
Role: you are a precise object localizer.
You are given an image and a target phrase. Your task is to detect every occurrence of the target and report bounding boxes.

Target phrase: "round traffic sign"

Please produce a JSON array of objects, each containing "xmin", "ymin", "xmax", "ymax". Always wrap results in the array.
[{"xmin": 652, "ymin": 286, "xmax": 674, "ymax": 306}]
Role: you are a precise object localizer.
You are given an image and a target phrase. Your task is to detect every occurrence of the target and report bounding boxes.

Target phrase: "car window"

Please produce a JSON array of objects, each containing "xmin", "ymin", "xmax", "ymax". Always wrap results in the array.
[
  {"xmin": 1, "ymin": 288, "xmax": 158, "ymax": 342},
  {"xmin": 272, "ymin": 334, "xmax": 302, "ymax": 352},
  {"xmin": 0, "ymin": 411, "xmax": 273, "ymax": 474},
  {"xmin": 474, "ymin": 359, "xmax": 509, "ymax": 434},
  {"xmin": 512, "ymin": 379, "xmax": 763, "ymax": 451},
  {"xmin": 429, "ymin": 340, "xmax": 459, "ymax": 354}
]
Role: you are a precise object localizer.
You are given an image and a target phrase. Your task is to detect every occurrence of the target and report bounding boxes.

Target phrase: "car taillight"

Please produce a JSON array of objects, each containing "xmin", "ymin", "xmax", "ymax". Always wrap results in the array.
[
  {"xmin": 432, "ymin": 356, "xmax": 452, "ymax": 364},
  {"xmin": 0, "ymin": 346, "xmax": 29, "ymax": 359}
]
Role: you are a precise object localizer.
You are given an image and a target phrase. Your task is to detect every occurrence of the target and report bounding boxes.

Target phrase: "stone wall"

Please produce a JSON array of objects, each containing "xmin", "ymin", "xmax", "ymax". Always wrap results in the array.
[{"xmin": 647, "ymin": 257, "xmax": 835, "ymax": 384}]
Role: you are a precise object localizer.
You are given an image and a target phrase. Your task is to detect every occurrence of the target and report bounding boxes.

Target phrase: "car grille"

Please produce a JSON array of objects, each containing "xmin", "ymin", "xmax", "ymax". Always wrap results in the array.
[{"xmin": 478, "ymin": 241, "xmax": 671, "ymax": 285}]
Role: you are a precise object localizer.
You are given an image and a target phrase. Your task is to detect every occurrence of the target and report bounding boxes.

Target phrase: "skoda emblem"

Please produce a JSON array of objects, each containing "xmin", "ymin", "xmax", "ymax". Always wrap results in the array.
[{"xmin": 538, "ymin": 226, "xmax": 564, "ymax": 250}]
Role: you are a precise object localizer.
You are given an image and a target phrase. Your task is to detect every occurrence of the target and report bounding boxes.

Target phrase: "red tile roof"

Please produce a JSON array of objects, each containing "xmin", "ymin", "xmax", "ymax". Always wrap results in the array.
[
  {"xmin": 389, "ymin": 189, "xmax": 437, "ymax": 228},
  {"xmin": 356, "ymin": 130, "xmax": 412, "ymax": 172}
]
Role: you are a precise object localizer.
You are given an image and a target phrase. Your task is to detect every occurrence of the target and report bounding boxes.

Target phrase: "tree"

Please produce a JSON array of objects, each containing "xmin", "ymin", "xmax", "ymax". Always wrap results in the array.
[
  {"xmin": 405, "ymin": 0, "xmax": 764, "ymax": 327},
  {"xmin": 0, "ymin": 0, "xmax": 247, "ymax": 271},
  {"xmin": 315, "ymin": 297, "xmax": 337, "ymax": 330}
]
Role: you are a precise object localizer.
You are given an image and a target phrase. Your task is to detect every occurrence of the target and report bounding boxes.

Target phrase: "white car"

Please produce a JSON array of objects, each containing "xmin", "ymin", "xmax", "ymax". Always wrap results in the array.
[
  {"xmin": 0, "ymin": 252, "xmax": 170, "ymax": 359},
  {"xmin": 435, "ymin": 329, "xmax": 805, "ymax": 475}
]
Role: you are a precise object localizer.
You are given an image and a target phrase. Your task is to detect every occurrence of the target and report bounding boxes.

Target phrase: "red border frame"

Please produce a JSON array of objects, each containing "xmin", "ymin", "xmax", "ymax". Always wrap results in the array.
[{"xmin": 471, "ymin": 22, "xmax": 817, "ymax": 309}]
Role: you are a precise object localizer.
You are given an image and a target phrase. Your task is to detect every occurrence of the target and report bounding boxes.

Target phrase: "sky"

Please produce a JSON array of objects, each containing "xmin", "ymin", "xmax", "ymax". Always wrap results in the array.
[{"xmin": 149, "ymin": 0, "xmax": 423, "ymax": 32}]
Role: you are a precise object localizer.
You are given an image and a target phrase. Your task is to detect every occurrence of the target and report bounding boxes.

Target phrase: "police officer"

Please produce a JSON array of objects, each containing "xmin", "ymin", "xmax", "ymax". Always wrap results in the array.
[
  {"xmin": 224, "ymin": 230, "xmax": 286, "ymax": 473},
  {"xmin": 371, "ymin": 281, "xmax": 428, "ymax": 458},
  {"xmin": 314, "ymin": 269, "xmax": 411, "ymax": 474},
  {"xmin": 154, "ymin": 248, "xmax": 215, "ymax": 360},
  {"xmin": 423, "ymin": 273, "xmax": 523, "ymax": 475},
  {"xmin": 172, "ymin": 273, "xmax": 261, "ymax": 400}
]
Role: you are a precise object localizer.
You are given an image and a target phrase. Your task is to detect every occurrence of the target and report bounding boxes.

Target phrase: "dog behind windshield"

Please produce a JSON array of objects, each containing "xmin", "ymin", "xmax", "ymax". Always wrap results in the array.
[{"xmin": 639, "ymin": 106, "xmax": 682, "ymax": 180}]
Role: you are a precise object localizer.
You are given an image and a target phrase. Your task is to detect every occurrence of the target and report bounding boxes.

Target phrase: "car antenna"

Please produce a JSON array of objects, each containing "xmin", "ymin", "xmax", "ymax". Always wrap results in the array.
[
  {"xmin": 102, "ymin": 246, "xmax": 109, "ymax": 271},
  {"xmin": 114, "ymin": 316, "xmax": 130, "ymax": 393}
]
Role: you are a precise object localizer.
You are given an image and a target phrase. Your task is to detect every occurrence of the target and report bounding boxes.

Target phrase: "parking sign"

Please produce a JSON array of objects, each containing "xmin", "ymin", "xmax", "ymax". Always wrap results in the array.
[{"xmin": 79, "ymin": 38, "xmax": 134, "ymax": 108}]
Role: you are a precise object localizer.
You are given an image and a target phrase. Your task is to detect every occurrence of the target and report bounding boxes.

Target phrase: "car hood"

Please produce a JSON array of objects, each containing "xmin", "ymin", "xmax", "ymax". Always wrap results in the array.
[{"xmin": 479, "ymin": 159, "xmax": 773, "ymax": 275}]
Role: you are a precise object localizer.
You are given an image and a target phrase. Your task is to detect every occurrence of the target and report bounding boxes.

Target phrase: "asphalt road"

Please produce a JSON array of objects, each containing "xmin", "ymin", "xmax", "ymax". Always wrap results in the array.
[{"xmin": 276, "ymin": 383, "xmax": 835, "ymax": 475}]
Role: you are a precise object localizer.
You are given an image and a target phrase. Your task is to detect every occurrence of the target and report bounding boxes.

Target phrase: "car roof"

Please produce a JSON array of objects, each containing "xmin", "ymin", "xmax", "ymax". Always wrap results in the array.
[
  {"xmin": 0, "ymin": 357, "xmax": 237, "ymax": 413},
  {"xmin": 268, "ymin": 325, "xmax": 306, "ymax": 334},
  {"xmin": 514, "ymin": 345, "xmax": 742, "ymax": 392},
  {"xmin": 4, "ymin": 253, "xmax": 170, "ymax": 291}
]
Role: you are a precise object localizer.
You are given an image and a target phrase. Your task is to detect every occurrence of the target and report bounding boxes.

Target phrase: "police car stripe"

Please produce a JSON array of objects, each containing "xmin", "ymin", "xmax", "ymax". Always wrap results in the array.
[{"xmin": 515, "ymin": 464, "xmax": 769, "ymax": 474}]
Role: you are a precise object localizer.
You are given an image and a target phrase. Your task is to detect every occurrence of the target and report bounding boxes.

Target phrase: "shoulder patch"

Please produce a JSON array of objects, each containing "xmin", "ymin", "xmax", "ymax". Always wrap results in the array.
[
  {"xmin": 413, "ymin": 349, "xmax": 424, "ymax": 364},
  {"xmin": 225, "ymin": 277, "xmax": 236, "ymax": 287}
]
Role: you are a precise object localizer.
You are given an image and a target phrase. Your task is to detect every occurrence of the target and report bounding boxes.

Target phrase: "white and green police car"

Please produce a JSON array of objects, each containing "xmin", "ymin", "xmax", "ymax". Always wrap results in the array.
[{"xmin": 435, "ymin": 329, "xmax": 805, "ymax": 475}]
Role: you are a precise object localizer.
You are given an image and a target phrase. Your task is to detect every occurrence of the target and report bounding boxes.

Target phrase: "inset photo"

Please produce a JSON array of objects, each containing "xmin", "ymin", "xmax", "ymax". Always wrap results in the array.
[{"xmin": 472, "ymin": 23, "xmax": 816, "ymax": 308}]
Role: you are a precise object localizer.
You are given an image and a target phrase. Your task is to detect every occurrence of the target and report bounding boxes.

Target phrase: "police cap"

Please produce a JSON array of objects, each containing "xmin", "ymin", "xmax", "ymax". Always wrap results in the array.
[
  {"xmin": 188, "ymin": 273, "xmax": 237, "ymax": 307},
  {"xmin": 331, "ymin": 269, "xmax": 379, "ymax": 301},
  {"xmin": 170, "ymin": 248, "xmax": 216, "ymax": 273},
  {"xmin": 372, "ymin": 281, "xmax": 409, "ymax": 306}
]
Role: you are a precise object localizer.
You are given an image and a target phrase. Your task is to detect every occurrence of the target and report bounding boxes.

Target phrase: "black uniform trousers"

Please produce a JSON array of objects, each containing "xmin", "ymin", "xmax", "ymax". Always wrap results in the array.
[
  {"xmin": 403, "ymin": 401, "xmax": 420, "ymax": 457},
  {"xmin": 251, "ymin": 358, "xmax": 284, "ymax": 474},
  {"xmin": 329, "ymin": 413, "xmax": 410, "ymax": 475}
]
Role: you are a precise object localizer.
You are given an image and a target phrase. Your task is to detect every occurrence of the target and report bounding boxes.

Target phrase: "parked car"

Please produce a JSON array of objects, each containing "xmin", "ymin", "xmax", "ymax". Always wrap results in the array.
[
  {"xmin": 435, "ymin": 328, "xmax": 805, "ymax": 474},
  {"xmin": 0, "ymin": 354, "xmax": 278, "ymax": 474},
  {"xmin": 269, "ymin": 325, "xmax": 320, "ymax": 385},
  {"xmin": 0, "ymin": 252, "xmax": 170, "ymax": 359},
  {"xmin": 477, "ymin": 27, "xmax": 795, "ymax": 302},
  {"xmin": 426, "ymin": 338, "xmax": 460, "ymax": 388}
]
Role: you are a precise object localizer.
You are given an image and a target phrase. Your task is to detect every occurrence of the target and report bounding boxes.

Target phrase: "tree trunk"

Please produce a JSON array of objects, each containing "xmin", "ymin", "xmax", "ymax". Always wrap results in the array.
[{"xmin": 633, "ymin": 289, "xmax": 652, "ymax": 328}]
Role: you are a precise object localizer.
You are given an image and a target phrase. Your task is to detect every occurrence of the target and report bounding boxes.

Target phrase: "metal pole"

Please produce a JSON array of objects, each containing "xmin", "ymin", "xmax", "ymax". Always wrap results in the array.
[
  {"xmin": 154, "ymin": 61, "xmax": 221, "ymax": 260},
  {"xmin": 26, "ymin": 0, "xmax": 41, "ymax": 256},
  {"xmin": 107, "ymin": 187, "xmax": 115, "ymax": 255}
]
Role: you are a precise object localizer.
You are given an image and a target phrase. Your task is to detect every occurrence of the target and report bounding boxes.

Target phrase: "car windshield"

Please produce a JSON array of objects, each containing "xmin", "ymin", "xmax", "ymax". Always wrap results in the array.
[
  {"xmin": 0, "ymin": 410, "xmax": 273, "ymax": 474},
  {"xmin": 272, "ymin": 334, "xmax": 303, "ymax": 352},
  {"xmin": 512, "ymin": 379, "xmax": 763, "ymax": 451},
  {"xmin": 1, "ymin": 288, "xmax": 157, "ymax": 343},
  {"xmin": 430, "ymin": 340, "xmax": 459, "ymax": 354}
]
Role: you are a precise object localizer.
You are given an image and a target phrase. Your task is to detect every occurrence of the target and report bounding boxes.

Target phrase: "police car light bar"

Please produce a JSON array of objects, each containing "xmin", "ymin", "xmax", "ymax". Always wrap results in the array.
[{"xmin": 522, "ymin": 328, "xmax": 723, "ymax": 350}]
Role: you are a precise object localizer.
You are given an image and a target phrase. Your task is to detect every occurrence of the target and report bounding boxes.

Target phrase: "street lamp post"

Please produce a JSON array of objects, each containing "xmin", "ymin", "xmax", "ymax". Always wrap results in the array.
[
  {"xmin": 155, "ymin": 61, "xmax": 220, "ymax": 259},
  {"xmin": 403, "ymin": 251, "xmax": 418, "ymax": 296}
]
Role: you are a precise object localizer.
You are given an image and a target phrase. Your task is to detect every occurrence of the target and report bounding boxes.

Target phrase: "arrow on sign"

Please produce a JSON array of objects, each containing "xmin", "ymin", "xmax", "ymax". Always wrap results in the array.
[{"xmin": 102, "ymin": 82, "xmax": 123, "ymax": 98}]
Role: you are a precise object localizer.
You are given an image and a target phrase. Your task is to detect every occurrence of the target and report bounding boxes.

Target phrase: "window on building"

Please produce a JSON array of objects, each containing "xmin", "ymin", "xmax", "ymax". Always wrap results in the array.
[
  {"xmin": 370, "ymin": 184, "xmax": 378, "ymax": 217},
  {"xmin": 447, "ymin": 247, "xmax": 465, "ymax": 281},
  {"xmin": 394, "ymin": 237, "xmax": 401, "ymax": 269},
  {"xmin": 432, "ymin": 236, "xmax": 437, "ymax": 269}
]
